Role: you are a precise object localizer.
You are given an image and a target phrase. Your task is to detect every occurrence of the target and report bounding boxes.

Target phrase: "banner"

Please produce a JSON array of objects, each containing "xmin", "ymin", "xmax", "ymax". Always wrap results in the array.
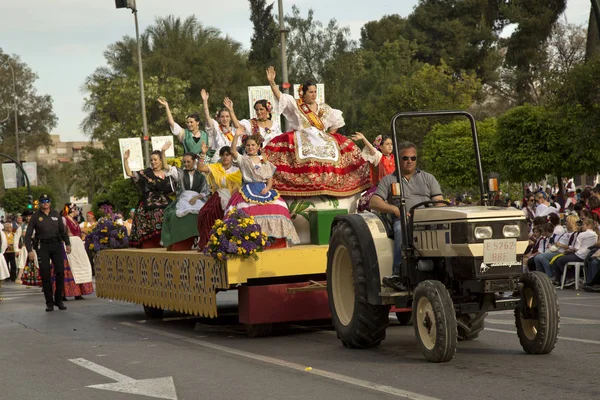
[
  {"xmin": 118, "ymin": 138, "xmax": 144, "ymax": 179},
  {"xmin": 22, "ymin": 162, "xmax": 38, "ymax": 186},
  {"xmin": 151, "ymin": 136, "xmax": 175, "ymax": 158},
  {"xmin": 2, "ymin": 163, "xmax": 17, "ymax": 189}
]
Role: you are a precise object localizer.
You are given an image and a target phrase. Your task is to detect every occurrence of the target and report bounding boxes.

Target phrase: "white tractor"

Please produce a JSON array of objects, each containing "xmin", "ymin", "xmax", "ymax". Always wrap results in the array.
[{"xmin": 327, "ymin": 111, "xmax": 559, "ymax": 362}]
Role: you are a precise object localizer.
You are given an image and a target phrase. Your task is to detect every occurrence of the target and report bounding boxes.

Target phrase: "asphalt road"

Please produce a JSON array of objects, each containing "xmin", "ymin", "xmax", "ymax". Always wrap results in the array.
[{"xmin": 1, "ymin": 281, "xmax": 599, "ymax": 400}]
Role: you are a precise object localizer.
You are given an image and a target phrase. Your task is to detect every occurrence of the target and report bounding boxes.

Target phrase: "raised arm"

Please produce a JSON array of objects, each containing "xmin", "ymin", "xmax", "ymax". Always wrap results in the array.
[
  {"xmin": 201, "ymin": 89, "xmax": 215, "ymax": 128},
  {"xmin": 230, "ymin": 126, "xmax": 245, "ymax": 160},
  {"xmin": 197, "ymin": 142, "xmax": 210, "ymax": 173},
  {"xmin": 224, "ymin": 97, "xmax": 241, "ymax": 129},
  {"xmin": 351, "ymin": 132, "xmax": 376, "ymax": 156},
  {"xmin": 161, "ymin": 141, "xmax": 172, "ymax": 170},
  {"xmin": 158, "ymin": 98, "xmax": 184, "ymax": 142},
  {"xmin": 123, "ymin": 150, "xmax": 134, "ymax": 178},
  {"xmin": 266, "ymin": 66, "xmax": 281, "ymax": 101}
]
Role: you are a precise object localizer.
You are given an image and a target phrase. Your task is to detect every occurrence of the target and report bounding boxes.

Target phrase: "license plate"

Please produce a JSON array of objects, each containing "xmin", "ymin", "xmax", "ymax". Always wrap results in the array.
[{"xmin": 483, "ymin": 239, "xmax": 517, "ymax": 265}]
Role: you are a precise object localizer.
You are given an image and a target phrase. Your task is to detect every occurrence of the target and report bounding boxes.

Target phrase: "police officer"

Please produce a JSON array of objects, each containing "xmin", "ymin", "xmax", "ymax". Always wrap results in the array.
[{"xmin": 24, "ymin": 194, "xmax": 71, "ymax": 312}]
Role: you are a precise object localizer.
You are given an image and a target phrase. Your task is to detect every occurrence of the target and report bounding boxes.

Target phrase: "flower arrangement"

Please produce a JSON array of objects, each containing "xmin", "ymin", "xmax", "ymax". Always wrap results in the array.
[
  {"xmin": 167, "ymin": 157, "xmax": 182, "ymax": 169},
  {"xmin": 204, "ymin": 208, "xmax": 272, "ymax": 261},
  {"xmin": 85, "ymin": 204, "xmax": 129, "ymax": 252}
]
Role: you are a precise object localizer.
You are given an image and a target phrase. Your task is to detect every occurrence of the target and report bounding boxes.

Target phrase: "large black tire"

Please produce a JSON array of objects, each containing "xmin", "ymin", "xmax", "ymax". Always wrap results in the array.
[
  {"xmin": 456, "ymin": 312, "xmax": 487, "ymax": 341},
  {"xmin": 413, "ymin": 280, "xmax": 457, "ymax": 363},
  {"xmin": 515, "ymin": 272, "xmax": 560, "ymax": 354},
  {"xmin": 143, "ymin": 305, "xmax": 164, "ymax": 319},
  {"xmin": 245, "ymin": 323, "xmax": 273, "ymax": 338},
  {"xmin": 327, "ymin": 221, "xmax": 390, "ymax": 348}
]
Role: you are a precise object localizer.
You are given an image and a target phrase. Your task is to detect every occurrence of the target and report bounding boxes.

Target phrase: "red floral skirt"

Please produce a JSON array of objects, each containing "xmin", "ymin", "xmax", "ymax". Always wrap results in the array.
[
  {"xmin": 263, "ymin": 131, "xmax": 371, "ymax": 197},
  {"xmin": 52, "ymin": 251, "xmax": 94, "ymax": 298}
]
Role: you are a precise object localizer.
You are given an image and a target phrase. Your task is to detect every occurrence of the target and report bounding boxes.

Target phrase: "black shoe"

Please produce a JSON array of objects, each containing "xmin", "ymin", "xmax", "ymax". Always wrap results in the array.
[
  {"xmin": 74, "ymin": 296, "xmax": 84, "ymax": 300},
  {"xmin": 62, "ymin": 296, "xmax": 68, "ymax": 301},
  {"xmin": 583, "ymin": 284, "xmax": 600, "ymax": 293},
  {"xmin": 45, "ymin": 303, "xmax": 54, "ymax": 312},
  {"xmin": 54, "ymin": 301, "xmax": 67, "ymax": 310},
  {"xmin": 382, "ymin": 275, "xmax": 408, "ymax": 291}
]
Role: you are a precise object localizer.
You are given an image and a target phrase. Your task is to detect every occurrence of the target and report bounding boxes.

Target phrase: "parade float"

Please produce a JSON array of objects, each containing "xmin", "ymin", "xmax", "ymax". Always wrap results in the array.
[{"xmin": 94, "ymin": 194, "xmax": 357, "ymax": 336}]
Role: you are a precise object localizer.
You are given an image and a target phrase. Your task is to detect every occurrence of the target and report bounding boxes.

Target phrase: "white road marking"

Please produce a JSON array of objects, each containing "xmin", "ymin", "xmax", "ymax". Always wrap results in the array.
[
  {"xmin": 487, "ymin": 316, "xmax": 600, "ymax": 325},
  {"xmin": 485, "ymin": 328, "xmax": 600, "ymax": 345},
  {"xmin": 69, "ymin": 358, "xmax": 177, "ymax": 400},
  {"xmin": 120, "ymin": 322, "xmax": 440, "ymax": 400},
  {"xmin": 561, "ymin": 302, "xmax": 600, "ymax": 308}
]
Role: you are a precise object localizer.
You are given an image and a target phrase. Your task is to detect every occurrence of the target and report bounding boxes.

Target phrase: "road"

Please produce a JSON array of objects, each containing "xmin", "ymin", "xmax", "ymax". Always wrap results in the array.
[{"xmin": 1, "ymin": 281, "xmax": 599, "ymax": 400}]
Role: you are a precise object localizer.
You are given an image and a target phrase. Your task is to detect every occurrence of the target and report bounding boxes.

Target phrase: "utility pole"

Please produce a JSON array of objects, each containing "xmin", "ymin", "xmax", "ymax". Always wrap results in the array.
[
  {"xmin": 116, "ymin": 0, "xmax": 150, "ymax": 166},
  {"xmin": 277, "ymin": 0, "xmax": 290, "ymax": 131}
]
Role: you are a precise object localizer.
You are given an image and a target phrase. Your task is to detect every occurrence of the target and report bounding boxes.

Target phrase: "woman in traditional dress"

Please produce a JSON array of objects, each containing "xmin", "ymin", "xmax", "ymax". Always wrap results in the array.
[
  {"xmin": 353, "ymin": 133, "xmax": 396, "ymax": 212},
  {"xmin": 202, "ymin": 89, "xmax": 235, "ymax": 159},
  {"xmin": 263, "ymin": 66, "xmax": 370, "ymax": 196},
  {"xmin": 0, "ymin": 228, "xmax": 10, "ymax": 299},
  {"xmin": 54, "ymin": 204, "xmax": 94, "ymax": 300},
  {"xmin": 157, "ymin": 98, "xmax": 209, "ymax": 155},
  {"xmin": 196, "ymin": 144, "xmax": 243, "ymax": 250},
  {"xmin": 226, "ymin": 127, "xmax": 300, "ymax": 245},
  {"xmin": 225, "ymin": 98, "xmax": 281, "ymax": 148},
  {"xmin": 161, "ymin": 152, "xmax": 211, "ymax": 248},
  {"xmin": 15, "ymin": 212, "xmax": 31, "ymax": 284},
  {"xmin": 124, "ymin": 142, "xmax": 176, "ymax": 248}
]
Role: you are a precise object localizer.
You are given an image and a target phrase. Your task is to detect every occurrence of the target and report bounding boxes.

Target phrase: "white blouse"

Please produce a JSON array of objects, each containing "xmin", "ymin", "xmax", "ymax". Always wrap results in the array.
[
  {"xmin": 239, "ymin": 118, "xmax": 282, "ymax": 147},
  {"xmin": 277, "ymin": 93, "xmax": 344, "ymax": 133}
]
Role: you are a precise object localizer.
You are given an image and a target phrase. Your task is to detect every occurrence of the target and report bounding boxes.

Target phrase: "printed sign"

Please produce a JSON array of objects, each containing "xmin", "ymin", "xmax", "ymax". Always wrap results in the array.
[
  {"xmin": 118, "ymin": 138, "xmax": 144, "ymax": 179},
  {"xmin": 22, "ymin": 162, "xmax": 38, "ymax": 186},
  {"xmin": 151, "ymin": 136, "xmax": 175, "ymax": 158},
  {"xmin": 2, "ymin": 163, "xmax": 17, "ymax": 189}
]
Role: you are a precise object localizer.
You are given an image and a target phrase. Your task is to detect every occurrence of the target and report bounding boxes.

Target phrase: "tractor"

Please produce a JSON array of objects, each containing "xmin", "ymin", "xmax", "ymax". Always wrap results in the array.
[{"xmin": 327, "ymin": 111, "xmax": 559, "ymax": 362}]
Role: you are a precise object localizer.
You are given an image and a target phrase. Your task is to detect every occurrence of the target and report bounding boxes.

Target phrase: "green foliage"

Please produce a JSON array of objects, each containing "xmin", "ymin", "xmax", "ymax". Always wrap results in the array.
[
  {"xmin": 495, "ymin": 104, "xmax": 600, "ymax": 184},
  {"xmin": 1, "ymin": 186, "xmax": 55, "ymax": 215},
  {"xmin": 91, "ymin": 178, "xmax": 140, "ymax": 216},
  {"xmin": 0, "ymin": 50, "xmax": 55, "ymax": 158},
  {"xmin": 248, "ymin": 0, "xmax": 279, "ymax": 70},
  {"xmin": 422, "ymin": 118, "xmax": 498, "ymax": 192}
]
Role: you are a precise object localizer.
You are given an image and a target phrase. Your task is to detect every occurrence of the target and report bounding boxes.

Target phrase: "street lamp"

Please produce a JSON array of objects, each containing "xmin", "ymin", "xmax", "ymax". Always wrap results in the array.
[
  {"xmin": 115, "ymin": 0, "xmax": 150, "ymax": 167},
  {"xmin": 277, "ymin": 0, "xmax": 290, "ymax": 131},
  {"xmin": 1, "ymin": 58, "xmax": 19, "ymax": 164}
]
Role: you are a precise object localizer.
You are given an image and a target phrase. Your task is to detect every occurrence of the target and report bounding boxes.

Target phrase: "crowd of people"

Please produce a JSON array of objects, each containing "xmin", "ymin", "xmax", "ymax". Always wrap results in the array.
[
  {"xmin": 522, "ymin": 184, "xmax": 600, "ymax": 293},
  {"xmin": 124, "ymin": 67, "xmax": 380, "ymax": 251}
]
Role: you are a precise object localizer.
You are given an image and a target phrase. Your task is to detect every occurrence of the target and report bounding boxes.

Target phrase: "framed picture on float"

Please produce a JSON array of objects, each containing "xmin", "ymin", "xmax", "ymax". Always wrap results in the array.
[
  {"xmin": 119, "ymin": 138, "xmax": 144, "ymax": 179},
  {"xmin": 151, "ymin": 136, "xmax": 175, "ymax": 158}
]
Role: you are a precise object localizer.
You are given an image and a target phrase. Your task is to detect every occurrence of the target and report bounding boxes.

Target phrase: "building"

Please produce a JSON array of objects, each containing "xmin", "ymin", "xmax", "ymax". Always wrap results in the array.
[{"xmin": 26, "ymin": 134, "xmax": 103, "ymax": 165}]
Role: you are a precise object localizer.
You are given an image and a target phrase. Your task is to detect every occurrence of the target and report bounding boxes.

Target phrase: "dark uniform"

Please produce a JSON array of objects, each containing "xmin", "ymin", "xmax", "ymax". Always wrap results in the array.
[{"xmin": 24, "ymin": 195, "xmax": 71, "ymax": 311}]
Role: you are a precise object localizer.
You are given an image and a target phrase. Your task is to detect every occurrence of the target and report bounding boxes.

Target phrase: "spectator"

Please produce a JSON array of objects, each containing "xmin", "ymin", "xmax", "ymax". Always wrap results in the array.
[
  {"xmin": 589, "ymin": 196, "xmax": 600, "ymax": 223},
  {"xmin": 534, "ymin": 191, "xmax": 559, "ymax": 217},
  {"xmin": 553, "ymin": 218, "xmax": 598, "ymax": 287},
  {"xmin": 534, "ymin": 216, "xmax": 578, "ymax": 278}
]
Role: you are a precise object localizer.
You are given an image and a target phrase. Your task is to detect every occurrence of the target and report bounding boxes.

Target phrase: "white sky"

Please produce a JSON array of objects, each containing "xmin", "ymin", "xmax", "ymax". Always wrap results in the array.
[{"xmin": 0, "ymin": 0, "xmax": 591, "ymax": 142}]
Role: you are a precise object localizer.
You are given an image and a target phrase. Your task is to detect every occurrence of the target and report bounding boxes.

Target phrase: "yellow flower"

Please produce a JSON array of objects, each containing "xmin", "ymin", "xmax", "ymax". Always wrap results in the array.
[
  {"xmin": 261, "ymin": 240, "xmax": 266, "ymax": 245},
  {"xmin": 237, "ymin": 240, "xmax": 242, "ymax": 245},
  {"xmin": 217, "ymin": 252, "xmax": 222, "ymax": 260},
  {"xmin": 89, "ymin": 244, "xmax": 94, "ymax": 250},
  {"xmin": 101, "ymin": 228, "xmax": 108, "ymax": 233},
  {"xmin": 217, "ymin": 228, "xmax": 223, "ymax": 235},
  {"xmin": 244, "ymin": 236, "xmax": 249, "ymax": 240}
]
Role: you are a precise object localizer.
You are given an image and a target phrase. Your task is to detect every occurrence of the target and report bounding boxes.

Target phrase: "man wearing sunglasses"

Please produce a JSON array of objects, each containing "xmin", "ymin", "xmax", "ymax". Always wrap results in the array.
[
  {"xmin": 370, "ymin": 141, "xmax": 444, "ymax": 291},
  {"xmin": 24, "ymin": 194, "xmax": 71, "ymax": 312}
]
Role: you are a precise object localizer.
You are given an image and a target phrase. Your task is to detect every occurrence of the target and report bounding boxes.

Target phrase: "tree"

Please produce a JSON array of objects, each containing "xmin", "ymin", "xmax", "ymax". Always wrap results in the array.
[
  {"xmin": 495, "ymin": 104, "xmax": 600, "ymax": 193},
  {"xmin": 1, "ymin": 186, "xmax": 55, "ymax": 215},
  {"xmin": 92, "ymin": 178, "xmax": 140, "ymax": 215},
  {"xmin": 360, "ymin": 14, "xmax": 409, "ymax": 52},
  {"xmin": 37, "ymin": 163, "xmax": 79, "ymax": 207},
  {"xmin": 422, "ymin": 118, "xmax": 498, "ymax": 193},
  {"xmin": 0, "ymin": 49, "xmax": 55, "ymax": 161},
  {"xmin": 248, "ymin": 0, "xmax": 279, "ymax": 70},
  {"xmin": 285, "ymin": 6, "xmax": 355, "ymax": 82}
]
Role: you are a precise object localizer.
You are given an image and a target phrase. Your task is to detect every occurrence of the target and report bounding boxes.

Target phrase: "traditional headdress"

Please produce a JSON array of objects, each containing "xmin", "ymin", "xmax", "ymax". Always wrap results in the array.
[
  {"xmin": 265, "ymin": 101, "xmax": 273, "ymax": 113},
  {"xmin": 372, "ymin": 135, "xmax": 383, "ymax": 151},
  {"xmin": 297, "ymin": 84, "xmax": 304, "ymax": 97}
]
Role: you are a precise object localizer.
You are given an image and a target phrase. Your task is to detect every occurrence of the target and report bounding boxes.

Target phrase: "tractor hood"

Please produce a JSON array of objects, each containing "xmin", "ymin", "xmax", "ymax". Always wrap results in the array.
[{"xmin": 413, "ymin": 206, "xmax": 525, "ymax": 223}]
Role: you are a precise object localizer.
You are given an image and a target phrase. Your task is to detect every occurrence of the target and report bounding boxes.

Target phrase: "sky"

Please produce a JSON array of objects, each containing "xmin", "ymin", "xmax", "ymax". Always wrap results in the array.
[{"xmin": 0, "ymin": 0, "xmax": 591, "ymax": 142}]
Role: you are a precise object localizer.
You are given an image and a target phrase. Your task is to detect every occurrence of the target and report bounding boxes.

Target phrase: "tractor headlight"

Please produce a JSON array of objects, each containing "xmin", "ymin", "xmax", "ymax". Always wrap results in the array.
[
  {"xmin": 503, "ymin": 225, "xmax": 520, "ymax": 238},
  {"xmin": 474, "ymin": 226, "xmax": 493, "ymax": 240}
]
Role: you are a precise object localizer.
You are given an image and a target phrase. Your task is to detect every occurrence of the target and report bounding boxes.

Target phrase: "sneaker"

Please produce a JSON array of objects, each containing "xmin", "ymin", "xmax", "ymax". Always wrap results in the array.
[
  {"xmin": 552, "ymin": 280, "xmax": 562, "ymax": 288},
  {"xmin": 564, "ymin": 278, "xmax": 575, "ymax": 288},
  {"xmin": 583, "ymin": 284, "xmax": 600, "ymax": 293},
  {"xmin": 382, "ymin": 275, "xmax": 407, "ymax": 291}
]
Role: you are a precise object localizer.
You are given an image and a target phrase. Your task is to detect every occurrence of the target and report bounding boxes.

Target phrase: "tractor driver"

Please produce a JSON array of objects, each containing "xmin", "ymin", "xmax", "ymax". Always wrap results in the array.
[{"xmin": 369, "ymin": 141, "xmax": 445, "ymax": 291}]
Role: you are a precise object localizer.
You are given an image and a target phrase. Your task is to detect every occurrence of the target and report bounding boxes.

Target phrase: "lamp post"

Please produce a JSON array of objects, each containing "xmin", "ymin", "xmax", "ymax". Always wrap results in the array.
[
  {"xmin": 277, "ymin": 0, "xmax": 290, "ymax": 131},
  {"xmin": 115, "ymin": 0, "xmax": 150, "ymax": 166},
  {"xmin": 1, "ymin": 58, "xmax": 19, "ymax": 164}
]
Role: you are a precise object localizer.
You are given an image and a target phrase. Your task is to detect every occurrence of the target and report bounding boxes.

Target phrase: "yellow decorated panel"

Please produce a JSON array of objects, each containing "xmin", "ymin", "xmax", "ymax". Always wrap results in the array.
[{"xmin": 94, "ymin": 245, "xmax": 328, "ymax": 318}]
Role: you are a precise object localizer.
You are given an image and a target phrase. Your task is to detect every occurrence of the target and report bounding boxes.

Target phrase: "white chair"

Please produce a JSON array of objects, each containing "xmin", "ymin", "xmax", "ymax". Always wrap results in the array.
[{"xmin": 561, "ymin": 262, "xmax": 586, "ymax": 290}]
